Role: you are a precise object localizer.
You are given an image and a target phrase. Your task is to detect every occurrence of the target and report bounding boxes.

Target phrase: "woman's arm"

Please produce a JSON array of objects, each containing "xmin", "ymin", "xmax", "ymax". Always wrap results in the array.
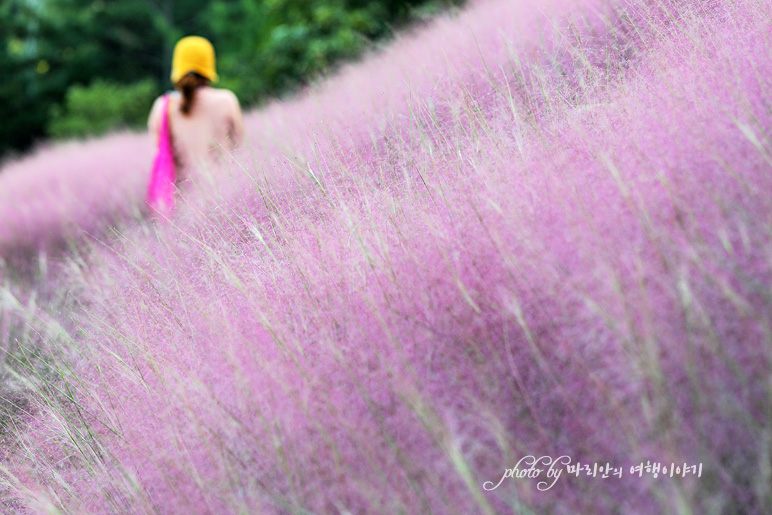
[
  {"xmin": 227, "ymin": 92, "xmax": 245, "ymax": 149},
  {"xmin": 147, "ymin": 96, "xmax": 165, "ymax": 144}
]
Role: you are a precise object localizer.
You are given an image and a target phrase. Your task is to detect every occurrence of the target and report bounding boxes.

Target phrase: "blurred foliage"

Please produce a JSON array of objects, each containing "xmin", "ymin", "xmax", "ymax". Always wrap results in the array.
[
  {"xmin": 0, "ymin": 0, "xmax": 462, "ymax": 157},
  {"xmin": 48, "ymin": 79, "xmax": 157, "ymax": 138}
]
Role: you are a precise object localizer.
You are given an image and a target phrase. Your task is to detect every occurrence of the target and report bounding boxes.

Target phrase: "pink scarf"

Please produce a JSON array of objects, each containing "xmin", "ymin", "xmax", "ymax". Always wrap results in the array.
[{"xmin": 146, "ymin": 94, "xmax": 176, "ymax": 215}]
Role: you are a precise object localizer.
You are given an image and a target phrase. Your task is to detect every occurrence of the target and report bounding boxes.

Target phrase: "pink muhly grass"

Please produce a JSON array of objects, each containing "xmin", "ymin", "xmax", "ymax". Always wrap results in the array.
[
  {"xmin": 3, "ymin": 0, "xmax": 772, "ymax": 513},
  {"xmin": 0, "ymin": 133, "xmax": 151, "ymax": 254}
]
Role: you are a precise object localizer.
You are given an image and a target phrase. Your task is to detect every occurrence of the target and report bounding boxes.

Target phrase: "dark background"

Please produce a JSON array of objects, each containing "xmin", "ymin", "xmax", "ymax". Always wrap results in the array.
[{"xmin": 0, "ymin": 0, "xmax": 462, "ymax": 159}]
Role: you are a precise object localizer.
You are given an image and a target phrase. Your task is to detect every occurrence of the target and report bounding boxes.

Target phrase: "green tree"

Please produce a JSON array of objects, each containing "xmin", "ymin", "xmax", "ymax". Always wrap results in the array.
[
  {"xmin": 206, "ymin": 0, "xmax": 462, "ymax": 104},
  {"xmin": 1, "ymin": 0, "xmax": 462, "ymax": 159},
  {"xmin": 1, "ymin": 0, "xmax": 51, "ymax": 156},
  {"xmin": 48, "ymin": 79, "xmax": 157, "ymax": 139}
]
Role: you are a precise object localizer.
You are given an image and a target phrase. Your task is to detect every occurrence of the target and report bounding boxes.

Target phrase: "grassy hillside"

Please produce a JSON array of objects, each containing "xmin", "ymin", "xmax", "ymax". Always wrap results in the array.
[{"xmin": 2, "ymin": 0, "xmax": 772, "ymax": 513}]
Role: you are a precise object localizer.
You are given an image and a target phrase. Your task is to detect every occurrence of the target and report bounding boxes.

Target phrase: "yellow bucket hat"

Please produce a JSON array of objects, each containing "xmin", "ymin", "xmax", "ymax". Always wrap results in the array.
[{"xmin": 171, "ymin": 36, "xmax": 219, "ymax": 84}]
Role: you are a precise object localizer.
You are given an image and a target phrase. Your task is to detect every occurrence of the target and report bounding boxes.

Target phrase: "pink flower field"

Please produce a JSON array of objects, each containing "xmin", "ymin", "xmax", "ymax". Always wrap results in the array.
[{"xmin": 2, "ymin": 0, "xmax": 772, "ymax": 513}]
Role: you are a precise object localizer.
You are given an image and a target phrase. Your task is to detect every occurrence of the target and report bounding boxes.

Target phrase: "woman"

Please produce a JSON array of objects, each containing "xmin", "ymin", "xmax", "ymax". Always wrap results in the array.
[{"xmin": 148, "ymin": 36, "xmax": 244, "ymax": 183}]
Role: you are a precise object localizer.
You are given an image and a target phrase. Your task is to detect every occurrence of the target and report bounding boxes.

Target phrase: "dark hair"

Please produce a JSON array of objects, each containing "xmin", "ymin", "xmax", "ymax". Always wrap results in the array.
[{"xmin": 176, "ymin": 72, "xmax": 210, "ymax": 115}]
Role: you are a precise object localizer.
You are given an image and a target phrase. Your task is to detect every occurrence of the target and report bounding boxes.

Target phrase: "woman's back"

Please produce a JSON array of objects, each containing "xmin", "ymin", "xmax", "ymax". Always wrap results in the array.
[{"xmin": 149, "ymin": 86, "xmax": 244, "ymax": 174}]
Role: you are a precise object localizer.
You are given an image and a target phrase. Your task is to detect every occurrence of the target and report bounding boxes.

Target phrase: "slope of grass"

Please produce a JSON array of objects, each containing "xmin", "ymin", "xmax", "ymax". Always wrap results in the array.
[{"xmin": 2, "ymin": 0, "xmax": 772, "ymax": 513}]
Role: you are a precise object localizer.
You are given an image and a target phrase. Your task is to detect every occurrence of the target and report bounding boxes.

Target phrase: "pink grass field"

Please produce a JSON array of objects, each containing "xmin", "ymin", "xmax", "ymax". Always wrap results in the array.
[{"xmin": 2, "ymin": 0, "xmax": 772, "ymax": 513}]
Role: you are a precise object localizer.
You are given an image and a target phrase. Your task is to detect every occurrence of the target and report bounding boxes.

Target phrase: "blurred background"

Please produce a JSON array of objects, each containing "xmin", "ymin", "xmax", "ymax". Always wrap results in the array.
[{"xmin": 0, "ymin": 0, "xmax": 462, "ymax": 160}]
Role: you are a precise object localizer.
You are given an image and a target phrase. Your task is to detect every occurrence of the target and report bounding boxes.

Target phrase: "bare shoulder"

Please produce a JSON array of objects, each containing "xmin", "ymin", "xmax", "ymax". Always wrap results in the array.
[
  {"xmin": 148, "ymin": 95, "xmax": 166, "ymax": 130},
  {"xmin": 206, "ymin": 87, "xmax": 241, "ymax": 107}
]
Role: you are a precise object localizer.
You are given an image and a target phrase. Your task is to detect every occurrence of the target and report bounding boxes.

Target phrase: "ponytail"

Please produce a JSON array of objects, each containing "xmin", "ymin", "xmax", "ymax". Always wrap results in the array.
[{"xmin": 176, "ymin": 72, "xmax": 209, "ymax": 115}]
